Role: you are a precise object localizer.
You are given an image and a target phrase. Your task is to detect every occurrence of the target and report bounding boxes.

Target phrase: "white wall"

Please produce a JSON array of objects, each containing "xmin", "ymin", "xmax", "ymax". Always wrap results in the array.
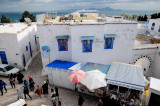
[
  {"xmin": 38, "ymin": 23, "xmax": 137, "ymax": 67},
  {"xmin": 38, "ymin": 24, "xmax": 71, "ymax": 67},
  {"xmin": 0, "ymin": 33, "xmax": 22, "ymax": 68},
  {"xmin": 148, "ymin": 19, "xmax": 160, "ymax": 33},
  {"xmin": 17, "ymin": 24, "xmax": 39, "ymax": 69}
]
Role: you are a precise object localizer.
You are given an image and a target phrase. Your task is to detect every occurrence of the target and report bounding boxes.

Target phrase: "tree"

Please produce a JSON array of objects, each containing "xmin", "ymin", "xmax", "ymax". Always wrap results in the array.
[
  {"xmin": 20, "ymin": 11, "xmax": 36, "ymax": 22},
  {"xmin": 143, "ymin": 14, "xmax": 148, "ymax": 21},
  {"xmin": 1, "ymin": 15, "xmax": 11, "ymax": 23}
]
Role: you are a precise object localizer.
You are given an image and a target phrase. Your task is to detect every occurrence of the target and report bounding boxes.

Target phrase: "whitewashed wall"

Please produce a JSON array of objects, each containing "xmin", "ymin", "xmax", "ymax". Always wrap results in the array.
[
  {"xmin": 37, "ymin": 24, "xmax": 71, "ymax": 68},
  {"xmin": 0, "ymin": 33, "xmax": 22, "ymax": 68},
  {"xmin": 148, "ymin": 19, "xmax": 160, "ymax": 33},
  {"xmin": 17, "ymin": 24, "xmax": 39, "ymax": 69}
]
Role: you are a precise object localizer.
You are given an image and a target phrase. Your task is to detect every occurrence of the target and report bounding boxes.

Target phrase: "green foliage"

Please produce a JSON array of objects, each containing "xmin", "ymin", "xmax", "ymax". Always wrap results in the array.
[
  {"xmin": 20, "ymin": 11, "xmax": 36, "ymax": 22},
  {"xmin": 137, "ymin": 14, "xmax": 147, "ymax": 21},
  {"xmin": 1, "ymin": 15, "xmax": 11, "ymax": 23}
]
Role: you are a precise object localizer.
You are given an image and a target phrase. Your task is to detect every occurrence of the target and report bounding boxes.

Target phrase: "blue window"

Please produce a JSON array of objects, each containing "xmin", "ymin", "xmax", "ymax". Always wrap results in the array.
[
  {"xmin": 82, "ymin": 40, "xmax": 93, "ymax": 52},
  {"xmin": 104, "ymin": 38, "xmax": 115, "ymax": 49},
  {"xmin": 35, "ymin": 35, "xmax": 37, "ymax": 44},
  {"xmin": 57, "ymin": 39, "xmax": 68, "ymax": 51},
  {"xmin": 151, "ymin": 23, "xmax": 155, "ymax": 30},
  {"xmin": 26, "ymin": 46, "xmax": 28, "ymax": 51},
  {"xmin": 158, "ymin": 26, "xmax": 160, "ymax": 32}
]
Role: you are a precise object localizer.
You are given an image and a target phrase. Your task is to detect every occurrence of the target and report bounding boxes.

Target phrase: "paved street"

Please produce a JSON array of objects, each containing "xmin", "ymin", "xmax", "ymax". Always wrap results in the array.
[{"xmin": 0, "ymin": 53, "xmax": 98, "ymax": 106}]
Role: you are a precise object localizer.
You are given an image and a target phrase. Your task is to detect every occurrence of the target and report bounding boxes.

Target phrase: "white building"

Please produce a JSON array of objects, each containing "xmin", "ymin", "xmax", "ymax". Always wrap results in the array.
[
  {"xmin": 148, "ymin": 19, "xmax": 160, "ymax": 36},
  {"xmin": 0, "ymin": 23, "xmax": 39, "ymax": 70}
]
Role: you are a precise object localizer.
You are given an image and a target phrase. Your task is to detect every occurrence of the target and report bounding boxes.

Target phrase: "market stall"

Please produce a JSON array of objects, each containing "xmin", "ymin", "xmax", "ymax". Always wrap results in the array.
[
  {"xmin": 105, "ymin": 62, "xmax": 145, "ymax": 105},
  {"xmin": 46, "ymin": 60, "xmax": 81, "ymax": 90},
  {"xmin": 145, "ymin": 77, "xmax": 160, "ymax": 106},
  {"xmin": 76, "ymin": 62, "xmax": 110, "ymax": 97}
]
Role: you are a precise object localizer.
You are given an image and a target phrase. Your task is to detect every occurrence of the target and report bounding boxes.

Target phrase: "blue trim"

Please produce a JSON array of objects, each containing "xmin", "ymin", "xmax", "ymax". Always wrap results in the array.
[
  {"xmin": 56, "ymin": 35, "xmax": 69, "ymax": 39},
  {"xmin": 26, "ymin": 46, "xmax": 28, "ymax": 51},
  {"xmin": 106, "ymin": 79, "xmax": 145, "ymax": 87},
  {"xmin": 104, "ymin": 34, "xmax": 116, "ymax": 38},
  {"xmin": 81, "ymin": 36, "xmax": 95, "ymax": 40},
  {"xmin": 0, "ymin": 51, "xmax": 8, "ymax": 64}
]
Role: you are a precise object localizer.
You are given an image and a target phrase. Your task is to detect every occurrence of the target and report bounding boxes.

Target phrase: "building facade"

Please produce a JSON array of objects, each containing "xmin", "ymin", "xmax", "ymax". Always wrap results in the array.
[{"xmin": 0, "ymin": 23, "xmax": 39, "ymax": 70}]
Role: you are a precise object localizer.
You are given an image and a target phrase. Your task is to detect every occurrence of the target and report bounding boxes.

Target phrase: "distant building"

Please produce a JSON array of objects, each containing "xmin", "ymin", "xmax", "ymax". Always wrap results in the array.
[
  {"xmin": 0, "ymin": 23, "xmax": 39, "ymax": 70},
  {"xmin": 148, "ymin": 19, "xmax": 160, "ymax": 36}
]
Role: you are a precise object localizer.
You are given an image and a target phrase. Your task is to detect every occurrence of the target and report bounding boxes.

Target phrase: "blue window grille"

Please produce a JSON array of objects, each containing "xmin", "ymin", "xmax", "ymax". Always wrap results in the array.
[
  {"xmin": 151, "ymin": 23, "xmax": 155, "ymax": 30},
  {"xmin": 26, "ymin": 46, "xmax": 28, "ymax": 51},
  {"xmin": 104, "ymin": 37, "xmax": 115, "ymax": 49},
  {"xmin": 35, "ymin": 35, "xmax": 37, "ymax": 44},
  {"xmin": 82, "ymin": 40, "xmax": 93, "ymax": 52},
  {"xmin": 57, "ymin": 39, "xmax": 68, "ymax": 51}
]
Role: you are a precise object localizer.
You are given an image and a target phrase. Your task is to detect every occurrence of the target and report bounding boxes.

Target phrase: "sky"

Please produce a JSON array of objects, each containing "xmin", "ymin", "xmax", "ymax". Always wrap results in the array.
[{"xmin": 0, "ymin": 0, "xmax": 160, "ymax": 12}]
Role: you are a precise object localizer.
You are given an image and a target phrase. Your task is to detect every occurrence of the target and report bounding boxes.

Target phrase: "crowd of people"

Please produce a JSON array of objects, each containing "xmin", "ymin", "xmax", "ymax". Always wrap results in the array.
[{"xmin": 0, "ymin": 72, "xmax": 62, "ymax": 106}]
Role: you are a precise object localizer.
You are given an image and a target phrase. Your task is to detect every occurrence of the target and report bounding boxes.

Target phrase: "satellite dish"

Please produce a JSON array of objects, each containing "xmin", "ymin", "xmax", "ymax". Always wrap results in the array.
[{"xmin": 24, "ymin": 18, "xmax": 32, "ymax": 23}]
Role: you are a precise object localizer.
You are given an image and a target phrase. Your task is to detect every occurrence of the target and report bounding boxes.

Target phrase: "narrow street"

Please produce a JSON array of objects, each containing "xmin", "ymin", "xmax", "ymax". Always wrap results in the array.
[{"xmin": 0, "ymin": 53, "xmax": 98, "ymax": 106}]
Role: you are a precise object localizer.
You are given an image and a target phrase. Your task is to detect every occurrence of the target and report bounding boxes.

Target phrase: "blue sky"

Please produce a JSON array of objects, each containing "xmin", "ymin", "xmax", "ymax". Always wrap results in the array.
[{"xmin": 0, "ymin": 0, "xmax": 160, "ymax": 12}]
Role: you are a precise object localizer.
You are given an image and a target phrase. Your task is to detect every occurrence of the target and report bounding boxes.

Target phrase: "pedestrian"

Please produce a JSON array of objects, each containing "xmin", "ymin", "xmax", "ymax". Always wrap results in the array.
[
  {"xmin": 29, "ymin": 76, "xmax": 35, "ymax": 91},
  {"xmin": 9, "ymin": 73, "xmax": 16, "ymax": 89},
  {"xmin": 17, "ymin": 72, "xmax": 24, "ymax": 84},
  {"xmin": 78, "ymin": 94, "xmax": 84, "ymax": 106},
  {"xmin": 17, "ymin": 88, "xmax": 23, "ymax": 100},
  {"xmin": 55, "ymin": 87, "xmax": 59, "ymax": 97},
  {"xmin": 0, "ymin": 80, "xmax": 3, "ymax": 96},
  {"xmin": 42, "ymin": 81, "xmax": 48, "ymax": 94},
  {"xmin": 51, "ymin": 89, "xmax": 56, "ymax": 104},
  {"xmin": 35, "ymin": 85, "xmax": 42, "ymax": 98},
  {"xmin": 58, "ymin": 100, "xmax": 62, "ymax": 106},
  {"xmin": 23, "ymin": 85, "xmax": 32, "ymax": 100},
  {"xmin": 97, "ymin": 99, "xmax": 103, "ymax": 106},
  {"xmin": 0, "ymin": 80, "xmax": 7, "ymax": 93},
  {"xmin": 24, "ymin": 80, "xmax": 29, "ymax": 88}
]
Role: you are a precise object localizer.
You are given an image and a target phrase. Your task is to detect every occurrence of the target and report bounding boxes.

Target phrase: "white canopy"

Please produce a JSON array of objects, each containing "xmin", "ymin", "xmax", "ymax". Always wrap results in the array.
[
  {"xmin": 106, "ymin": 62, "xmax": 145, "ymax": 91},
  {"xmin": 80, "ymin": 70, "xmax": 107, "ymax": 90}
]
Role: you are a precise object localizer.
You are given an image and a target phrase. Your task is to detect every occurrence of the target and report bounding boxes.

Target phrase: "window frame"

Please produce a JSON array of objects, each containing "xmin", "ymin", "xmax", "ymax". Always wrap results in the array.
[
  {"xmin": 57, "ymin": 39, "xmax": 68, "ymax": 51},
  {"xmin": 81, "ymin": 40, "xmax": 93, "ymax": 53},
  {"xmin": 104, "ymin": 37, "xmax": 115, "ymax": 49}
]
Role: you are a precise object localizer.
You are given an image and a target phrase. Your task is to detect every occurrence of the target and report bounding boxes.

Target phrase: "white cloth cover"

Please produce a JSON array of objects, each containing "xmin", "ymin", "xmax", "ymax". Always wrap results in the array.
[
  {"xmin": 106, "ymin": 62, "xmax": 145, "ymax": 91},
  {"xmin": 7, "ymin": 99, "xmax": 25, "ymax": 106},
  {"xmin": 80, "ymin": 70, "xmax": 107, "ymax": 90},
  {"xmin": 150, "ymin": 77, "xmax": 160, "ymax": 92}
]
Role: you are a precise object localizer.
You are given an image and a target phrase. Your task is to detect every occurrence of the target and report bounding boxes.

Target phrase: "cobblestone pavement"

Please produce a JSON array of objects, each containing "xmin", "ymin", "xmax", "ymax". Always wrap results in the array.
[{"xmin": 0, "ymin": 53, "xmax": 98, "ymax": 106}]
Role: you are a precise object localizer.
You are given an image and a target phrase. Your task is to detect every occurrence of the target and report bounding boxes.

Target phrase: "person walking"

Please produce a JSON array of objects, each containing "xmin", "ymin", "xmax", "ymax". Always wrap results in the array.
[
  {"xmin": 35, "ymin": 85, "xmax": 42, "ymax": 98},
  {"xmin": 9, "ymin": 73, "xmax": 16, "ymax": 89},
  {"xmin": 0, "ymin": 80, "xmax": 7, "ymax": 93},
  {"xmin": 78, "ymin": 94, "xmax": 84, "ymax": 106},
  {"xmin": 42, "ymin": 81, "xmax": 48, "ymax": 94},
  {"xmin": 51, "ymin": 89, "xmax": 56, "ymax": 104},
  {"xmin": 17, "ymin": 88, "xmax": 23, "ymax": 100},
  {"xmin": 55, "ymin": 87, "xmax": 59, "ymax": 97},
  {"xmin": 0, "ymin": 80, "xmax": 3, "ymax": 96},
  {"xmin": 24, "ymin": 80, "xmax": 29, "ymax": 88},
  {"xmin": 23, "ymin": 85, "xmax": 32, "ymax": 100},
  {"xmin": 17, "ymin": 72, "xmax": 24, "ymax": 84},
  {"xmin": 29, "ymin": 76, "xmax": 35, "ymax": 91}
]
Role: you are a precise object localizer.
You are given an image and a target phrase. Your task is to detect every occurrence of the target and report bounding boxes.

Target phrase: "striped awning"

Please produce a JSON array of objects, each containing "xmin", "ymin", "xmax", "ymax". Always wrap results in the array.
[
  {"xmin": 106, "ymin": 62, "xmax": 145, "ymax": 91},
  {"xmin": 56, "ymin": 35, "xmax": 69, "ymax": 39},
  {"xmin": 104, "ymin": 34, "xmax": 117, "ymax": 38},
  {"xmin": 81, "ymin": 36, "xmax": 95, "ymax": 40}
]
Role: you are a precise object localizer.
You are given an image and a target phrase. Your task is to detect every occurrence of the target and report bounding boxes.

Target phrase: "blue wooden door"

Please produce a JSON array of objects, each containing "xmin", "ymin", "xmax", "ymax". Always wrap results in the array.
[
  {"xmin": 0, "ymin": 51, "xmax": 8, "ymax": 64},
  {"xmin": 29, "ymin": 42, "xmax": 32, "ymax": 57}
]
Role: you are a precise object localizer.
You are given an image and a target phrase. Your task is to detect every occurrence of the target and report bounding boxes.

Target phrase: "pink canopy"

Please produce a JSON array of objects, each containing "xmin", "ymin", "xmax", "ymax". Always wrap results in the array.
[{"xmin": 68, "ymin": 70, "xmax": 86, "ymax": 83}]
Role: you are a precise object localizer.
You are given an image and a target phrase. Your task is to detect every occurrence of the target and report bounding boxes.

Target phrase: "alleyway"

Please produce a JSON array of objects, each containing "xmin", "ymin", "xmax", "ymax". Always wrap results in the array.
[{"xmin": 0, "ymin": 53, "xmax": 98, "ymax": 106}]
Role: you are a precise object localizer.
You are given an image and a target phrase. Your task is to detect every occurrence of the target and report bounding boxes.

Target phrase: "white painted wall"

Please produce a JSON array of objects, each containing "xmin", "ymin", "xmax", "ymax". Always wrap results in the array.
[
  {"xmin": 148, "ymin": 19, "xmax": 160, "ymax": 33},
  {"xmin": 0, "ymin": 33, "xmax": 21, "ymax": 68},
  {"xmin": 38, "ymin": 23, "xmax": 137, "ymax": 67},
  {"xmin": 17, "ymin": 24, "xmax": 39, "ymax": 69}
]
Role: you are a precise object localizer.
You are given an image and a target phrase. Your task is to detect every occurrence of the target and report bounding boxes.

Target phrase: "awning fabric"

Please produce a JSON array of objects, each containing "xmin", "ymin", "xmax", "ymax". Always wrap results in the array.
[
  {"xmin": 46, "ymin": 60, "xmax": 78, "ymax": 70},
  {"xmin": 81, "ymin": 36, "xmax": 95, "ymax": 40},
  {"xmin": 104, "ymin": 34, "xmax": 117, "ymax": 38},
  {"xmin": 80, "ymin": 62, "xmax": 110, "ymax": 74},
  {"xmin": 106, "ymin": 62, "xmax": 145, "ymax": 91},
  {"xmin": 56, "ymin": 35, "xmax": 69, "ymax": 39},
  {"xmin": 150, "ymin": 77, "xmax": 160, "ymax": 92}
]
